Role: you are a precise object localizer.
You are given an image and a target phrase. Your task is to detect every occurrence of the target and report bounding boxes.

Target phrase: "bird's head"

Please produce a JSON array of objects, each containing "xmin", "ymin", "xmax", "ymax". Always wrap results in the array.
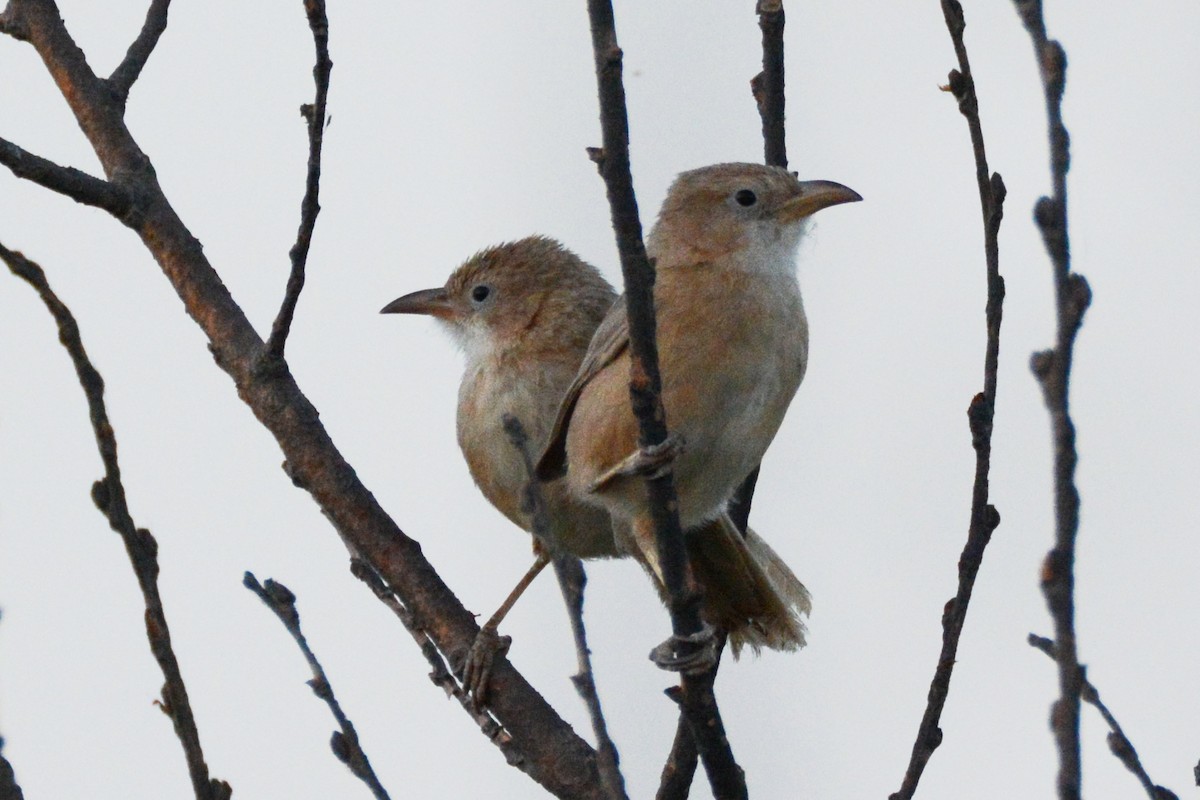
[
  {"xmin": 647, "ymin": 163, "xmax": 861, "ymax": 271},
  {"xmin": 381, "ymin": 236, "xmax": 615, "ymax": 360}
]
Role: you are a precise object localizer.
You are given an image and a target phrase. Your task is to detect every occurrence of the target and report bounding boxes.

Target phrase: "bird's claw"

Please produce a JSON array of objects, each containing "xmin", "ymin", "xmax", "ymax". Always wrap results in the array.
[
  {"xmin": 461, "ymin": 624, "xmax": 511, "ymax": 709},
  {"xmin": 648, "ymin": 623, "xmax": 718, "ymax": 674},
  {"xmin": 591, "ymin": 433, "xmax": 686, "ymax": 491}
]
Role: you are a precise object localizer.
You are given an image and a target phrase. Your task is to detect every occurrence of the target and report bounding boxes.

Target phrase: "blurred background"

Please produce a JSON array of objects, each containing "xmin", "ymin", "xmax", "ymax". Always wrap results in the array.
[{"xmin": 1, "ymin": 1, "xmax": 1197, "ymax": 797}]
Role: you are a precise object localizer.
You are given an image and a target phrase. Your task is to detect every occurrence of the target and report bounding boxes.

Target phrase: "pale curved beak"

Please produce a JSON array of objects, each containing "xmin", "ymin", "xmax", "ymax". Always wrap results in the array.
[
  {"xmin": 779, "ymin": 180, "xmax": 862, "ymax": 222},
  {"xmin": 380, "ymin": 287, "xmax": 453, "ymax": 317}
]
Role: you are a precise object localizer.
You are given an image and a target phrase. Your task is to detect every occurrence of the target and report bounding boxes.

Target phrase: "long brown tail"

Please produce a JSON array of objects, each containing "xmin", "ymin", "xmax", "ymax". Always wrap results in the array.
[{"xmin": 686, "ymin": 514, "xmax": 811, "ymax": 656}]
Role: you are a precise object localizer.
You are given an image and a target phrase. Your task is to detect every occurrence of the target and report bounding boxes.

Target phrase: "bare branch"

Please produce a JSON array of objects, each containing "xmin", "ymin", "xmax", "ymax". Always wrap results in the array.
[
  {"xmin": 0, "ymin": 136, "xmax": 131, "ymax": 216},
  {"xmin": 108, "ymin": 0, "xmax": 172, "ymax": 105},
  {"xmin": 0, "ymin": 735, "xmax": 25, "ymax": 800},
  {"xmin": 751, "ymin": 0, "xmax": 787, "ymax": 169},
  {"xmin": 1011, "ymin": 2, "xmax": 1088, "ymax": 797},
  {"xmin": 5, "ymin": 4, "xmax": 604, "ymax": 796},
  {"xmin": 1028, "ymin": 636, "xmax": 1178, "ymax": 800},
  {"xmin": 655, "ymin": 718, "xmax": 698, "ymax": 800},
  {"xmin": 584, "ymin": 1, "xmax": 746, "ymax": 797},
  {"xmin": 1, "ymin": 242, "xmax": 231, "ymax": 800},
  {"xmin": 244, "ymin": 573, "xmax": 392, "ymax": 800},
  {"xmin": 264, "ymin": 0, "xmax": 332, "ymax": 361},
  {"xmin": 502, "ymin": 414, "xmax": 628, "ymax": 800},
  {"xmin": 348, "ymin": 558, "xmax": 531, "ymax": 770},
  {"xmin": 890, "ymin": 3, "xmax": 1006, "ymax": 797}
]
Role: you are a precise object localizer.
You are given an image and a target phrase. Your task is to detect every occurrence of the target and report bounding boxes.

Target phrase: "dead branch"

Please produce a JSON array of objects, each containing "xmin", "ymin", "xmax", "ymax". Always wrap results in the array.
[
  {"xmin": 264, "ymin": 0, "xmax": 331, "ymax": 361},
  {"xmin": 244, "ymin": 573, "xmax": 392, "ymax": 800},
  {"xmin": 108, "ymin": 0, "xmax": 171, "ymax": 105},
  {"xmin": 0, "ymin": 242, "xmax": 231, "ymax": 800},
  {"xmin": 1011, "ymin": 2, "xmax": 1089, "ymax": 797},
  {"xmin": 890, "ymin": 2, "xmax": 1006, "ymax": 797}
]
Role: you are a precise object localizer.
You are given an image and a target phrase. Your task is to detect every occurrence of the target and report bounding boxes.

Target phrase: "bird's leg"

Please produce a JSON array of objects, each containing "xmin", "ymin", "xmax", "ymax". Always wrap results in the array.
[
  {"xmin": 649, "ymin": 622, "xmax": 719, "ymax": 674},
  {"xmin": 461, "ymin": 547, "xmax": 551, "ymax": 707},
  {"xmin": 589, "ymin": 432, "xmax": 686, "ymax": 493}
]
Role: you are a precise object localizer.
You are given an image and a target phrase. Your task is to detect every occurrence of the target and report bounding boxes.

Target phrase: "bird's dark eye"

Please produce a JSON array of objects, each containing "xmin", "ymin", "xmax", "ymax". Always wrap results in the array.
[
  {"xmin": 734, "ymin": 189, "xmax": 757, "ymax": 207},
  {"xmin": 471, "ymin": 285, "xmax": 491, "ymax": 303}
]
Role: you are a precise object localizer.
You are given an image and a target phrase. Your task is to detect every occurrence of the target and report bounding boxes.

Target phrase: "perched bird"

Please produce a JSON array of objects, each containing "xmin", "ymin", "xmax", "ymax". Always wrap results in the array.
[
  {"xmin": 538, "ymin": 163, "xmax": 860, "ymax": 645},
  {"xmin": 383, "ymin": 233, "xmax": 812, "ymax": 691}
]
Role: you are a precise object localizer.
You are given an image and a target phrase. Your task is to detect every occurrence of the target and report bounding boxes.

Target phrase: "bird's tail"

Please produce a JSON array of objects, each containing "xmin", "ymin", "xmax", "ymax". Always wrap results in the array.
[{"xmin": 685, "ymin": 514, "xmax": 811, "ymax": 656}]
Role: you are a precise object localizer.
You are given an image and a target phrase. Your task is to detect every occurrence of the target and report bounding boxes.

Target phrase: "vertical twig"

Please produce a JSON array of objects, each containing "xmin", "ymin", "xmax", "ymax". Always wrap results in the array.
[
  {"xmin": 502, "ymin": 414, "xmax": 628, "ymax": 800},
  {"xmin": 244, "ymin": 573, "xmax": 392, "ymax": 800},
  {"xmin": 1028, "ymin": 636, "xmax": 1178, "ymax": 800},
  {"xmin": 750, "ymin": 0, "xmax": 787, "ymax": 170},
  {"xmin": 264, "ymin": 0, "xmax": 332, "ymax": 361},
  {"xmin": 890, "ymin": 2, "xmax": 1006, "ymax": 797},
  {"xmin": 584, "ymin": 2, "xmax": 746, "ymax": 797},
  {"xmin": 1, "ymin": 243, "xmax": 231, "ymax": 800},
  {"xmin": 1011, "ymin": 2, "xmax": 1088, "ymax": 797}
]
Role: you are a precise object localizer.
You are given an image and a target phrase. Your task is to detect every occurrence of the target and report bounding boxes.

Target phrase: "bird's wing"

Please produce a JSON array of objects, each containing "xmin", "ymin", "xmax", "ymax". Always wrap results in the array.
[{"xmin": 535, "ymin": 296, "xmax": 630, "ymax": 480}]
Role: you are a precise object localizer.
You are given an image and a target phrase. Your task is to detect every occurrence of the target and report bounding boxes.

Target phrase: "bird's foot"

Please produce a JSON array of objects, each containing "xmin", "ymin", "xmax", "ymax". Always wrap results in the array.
[
  {"xmin": 648, "ymin": 623, "xmax": 718, "ymax": 674},
  {"xmin": 461, "ymin": 624, "xmax": 511, "ymax": 709},
  {"xmin": 590, "ymin": 433, "xmax": 685, "ymax": 492}
]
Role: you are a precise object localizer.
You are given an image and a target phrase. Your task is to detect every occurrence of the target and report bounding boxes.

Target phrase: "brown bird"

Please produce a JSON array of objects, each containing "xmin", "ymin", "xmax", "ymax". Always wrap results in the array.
[
  {"xmin": 538, "ymin": 163, "xmax": 860, "ymax": 659},
  {"xmin": 384, "ymin": 232, "xmax": 812, "ymax": 695}
]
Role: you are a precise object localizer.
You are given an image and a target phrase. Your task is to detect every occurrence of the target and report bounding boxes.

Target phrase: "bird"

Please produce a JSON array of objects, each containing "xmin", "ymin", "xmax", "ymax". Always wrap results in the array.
[
  {"xmin": 383, "ymin": 230, "xmax": 816, "ymax": 693},
  {"xmin": 537, "ymin": 163, "xmax": 860, "ymax": 661}
]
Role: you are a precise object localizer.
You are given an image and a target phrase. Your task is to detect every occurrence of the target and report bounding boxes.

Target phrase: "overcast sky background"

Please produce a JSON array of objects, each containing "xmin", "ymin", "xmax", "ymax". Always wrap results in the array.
[{"xmin": 1, "ymin": 1, "xmax": 1198, "ymax": 798}]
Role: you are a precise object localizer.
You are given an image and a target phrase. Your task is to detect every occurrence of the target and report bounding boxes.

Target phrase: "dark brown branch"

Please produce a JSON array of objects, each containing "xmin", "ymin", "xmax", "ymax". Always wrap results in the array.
[
  {"xmin": 502, "ymin": 414, "xmax": 629, "ymax": 800},
  {"xmin": 655, "ymin": 720, "xmax": 698, "ymax": 800},
  {"xmin": 108, "ymin": 0, "xmax": 171, "ymax": 105},
  {"xmin": 244, "ymin": 573, "xmax": 392, "ymax": 800},
  {"xmin": 751, "ymin": 0, "xmax": 787, "ymax": 169},
  {"xmin": 0, "ymin": 136, "xmax": 131, "ymax": 217},
  {"xmin": 584, "ymin": 2, "xmax": 746, "ymax": 798},
  {"xmin": 1029, "ymin": 636, "xmax": 1178, "ymax": 800},
  {"xmin": 1011, "ymin": 3, "xmax": 1088, "ymax": 798},
  {"xmin": 0, "ymin": 736, "xmax": 25, "ymax": 800},
  {"xmin": 890, "ymin": 3, "xmax": 1006, "ymax": 797},
  {"xmin": 3, "ymin": 2, "xmax": 603, "ymax": 796},
  {"xmin": 264, "ymin": 0, "xmax": 331, "ymax": 361},
  {"xmin": 348, "ymin": 558, "xmax": 529, "ymax": 771},
  {"xmin": 0, "ymin": 242, "xmax": 231, "ymax": 800}
]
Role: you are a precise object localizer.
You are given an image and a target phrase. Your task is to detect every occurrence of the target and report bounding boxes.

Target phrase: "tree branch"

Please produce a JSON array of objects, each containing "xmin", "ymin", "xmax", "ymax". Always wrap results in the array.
[
  {"xmin": 244, "ymin": 573, "xmax": 392, "ymax": 800},
  {"xmin": 502, "ymin": 414, "xmax": 629, "ymax": 800},
  {"xmin": 1011, "ymin": 2, "xmax": 1088, "ymax": 797},
  {"xmin": 890, "ymin": 2, "xmax": 1006, "ymax": 797},
  {"xmin": 0, "ymin": 242, "xmax": 231, "ymax": 800},
  {"xmin": 0, "ymin": 136, "xmax": 131, "ymax": 217},
  {"xmin": 584, "ymin": 2, "xmax": 745, "ymax": 797},
  {"xmin": 1028, "ymin": 636, "xmax": 1178, "ymax": 800},
  {"xmin": 264, "ymin": 0, "xmax": 331, "ymax": 361},
  {"xmin": 108, "ymin": 0, "xmax": 171, "ymax": 105},
  {"xmin": 0, "ymin": 735, "xmax": 25, "ymax": 800},
  {"xmin": 3, "ymin": 3, "xmax": 603, "ymax": 795},
  {"xmin": 750, "ymin": 0, "xmax": 787, "ymax": 170}
]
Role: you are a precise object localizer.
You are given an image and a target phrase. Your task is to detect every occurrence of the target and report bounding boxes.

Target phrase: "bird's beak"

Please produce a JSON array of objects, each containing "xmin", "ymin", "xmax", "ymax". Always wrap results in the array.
[
  {"xmin": 380, "ymin": 287, "xmax": 454, "ymax": 318},
  {"xmin": 778, "ymin": 180, "xmax": 862, "ymax": 223}
]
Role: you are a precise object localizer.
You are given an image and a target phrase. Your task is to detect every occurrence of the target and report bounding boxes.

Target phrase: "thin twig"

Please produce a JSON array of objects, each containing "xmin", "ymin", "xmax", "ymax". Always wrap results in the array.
[
  {"xmin": 1028, "ymin": 636, "xmax": 1178, "ymax": 800},
  {"xmin": 1011, "ymin": 3, "xmax": 1089, "ymax": 798},
  {"xmin": 890, "ymin": 2, "xmax": 1006, "ymax": 797},
  {"xmin": 750, "ymin": 0, "xmax": 787, "ymax": 170},
  {"xmin": 243, "ymin": 573, "xmax": 392, "ymax": 800},
  {"xmin": 347, "ymin": 558, "xmax": 528, "ymax": 769},
  {"xmin": 502, "ymin": 414, "xmax": 628, "ymax": 800},
  {"xmin": 108, "ymin": 0, "xmax": 171, "ymax": 105},
  {"xmin": 0, "ymin": 137, "xmax": 131, "ymax": 217},
  {"xmin": 584, "ymin": 2, "xmax": 746, "ymax": 798},
  {"xmin": 264, "ymin": 0, "xmax": 332, "ymax": 362},
  {"xmin": 1, "ymin": 242, "xmax": 230, "ymax": 800}
]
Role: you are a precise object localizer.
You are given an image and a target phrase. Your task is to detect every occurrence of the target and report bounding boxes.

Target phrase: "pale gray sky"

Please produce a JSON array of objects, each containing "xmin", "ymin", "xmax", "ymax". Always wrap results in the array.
[{"xmin": 1, "ymin": 1, "xmax": 1197, "ymax": 798}]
